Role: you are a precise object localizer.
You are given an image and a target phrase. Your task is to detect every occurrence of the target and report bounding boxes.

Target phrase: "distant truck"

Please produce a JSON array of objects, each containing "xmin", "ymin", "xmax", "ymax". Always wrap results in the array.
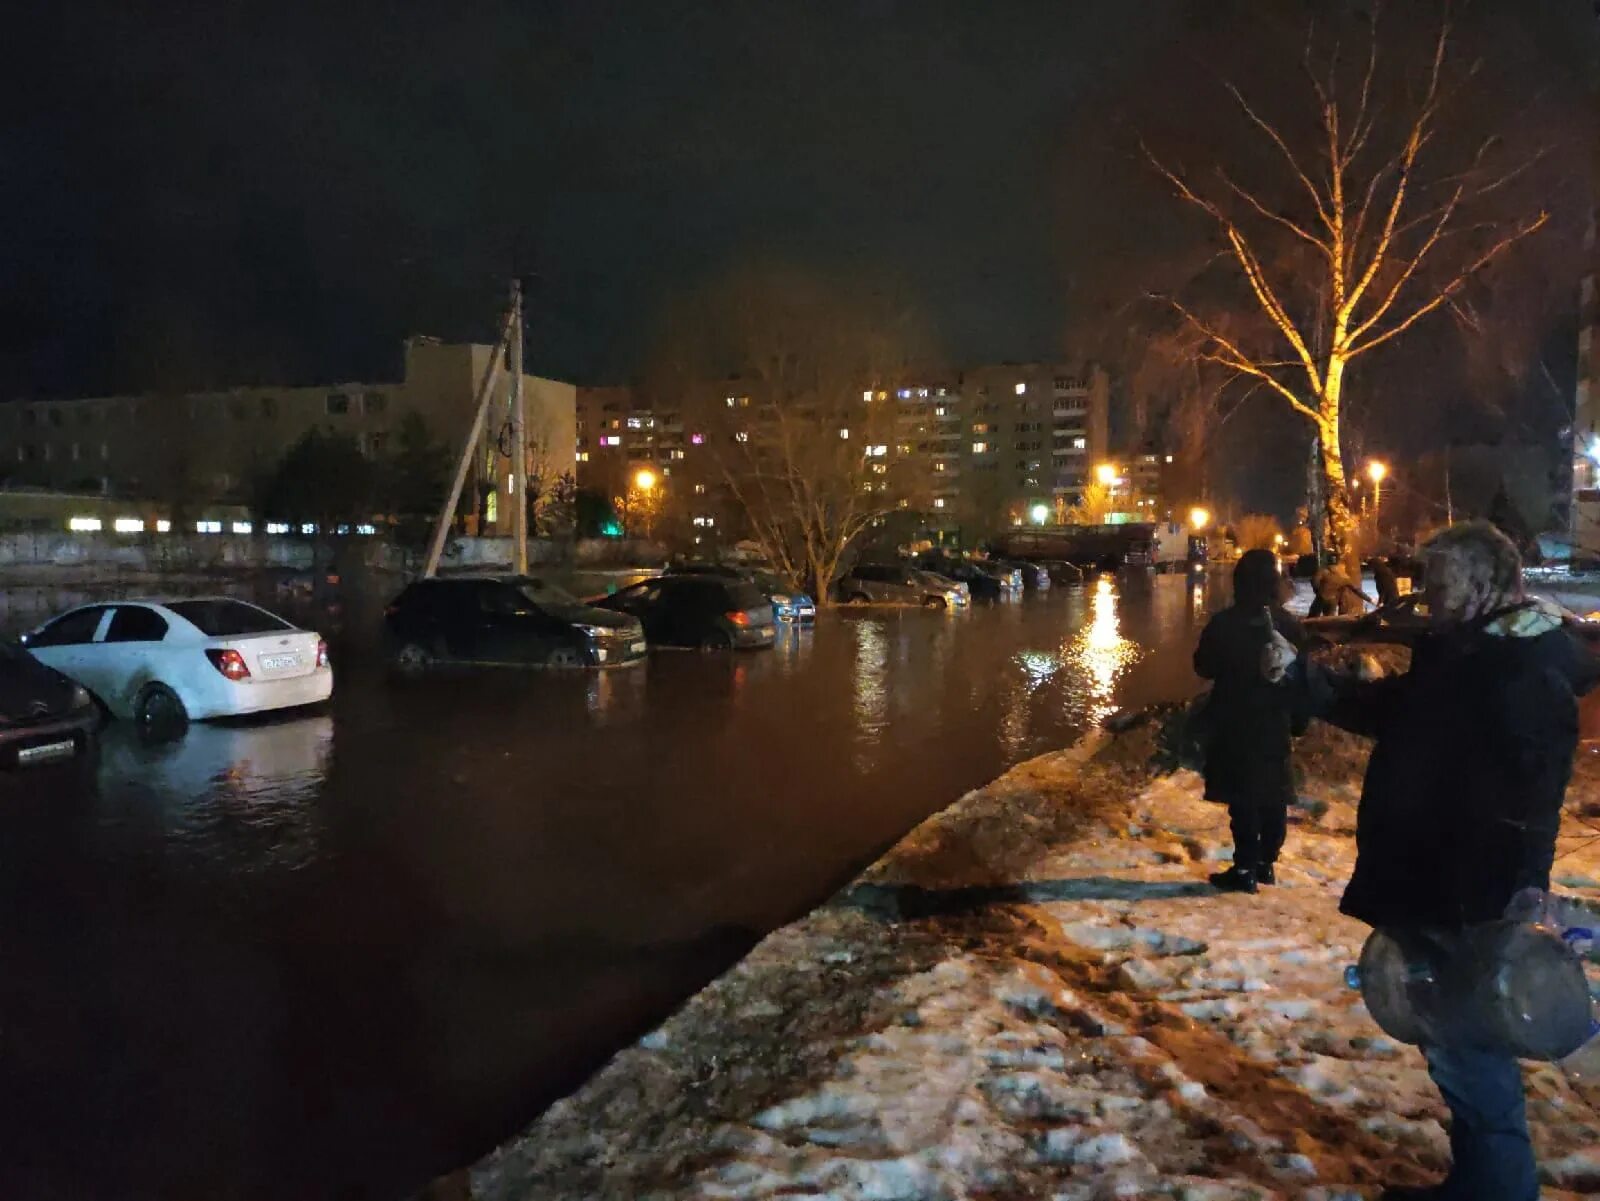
[
  {"xmin": 1152, "ymin": 521, "xmax": 1208, "ymax": 571},
  {"xmin": 995, "ymin": 523, "xmax": 1157, "ymax": 570}
]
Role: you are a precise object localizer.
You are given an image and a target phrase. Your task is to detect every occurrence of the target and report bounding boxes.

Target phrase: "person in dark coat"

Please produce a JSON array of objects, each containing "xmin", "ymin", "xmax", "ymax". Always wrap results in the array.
[
  {"xmin": 1289, "ymin": 521, "xmax": 1600, "ymax": 1201},
  {"xmin": 1192, "ymin": 549, "xmax": 1304, "ymax": 894},
  {"xmin": 1372, "ymin": 555, "xmax": 1402, "ymax": 607}
]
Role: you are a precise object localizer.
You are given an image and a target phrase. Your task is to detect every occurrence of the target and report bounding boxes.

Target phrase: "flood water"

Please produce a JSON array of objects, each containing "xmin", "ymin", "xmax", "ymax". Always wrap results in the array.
[{"xmin": 0, "ymin": 571, "xmax": 1224, "ymax": 1200}]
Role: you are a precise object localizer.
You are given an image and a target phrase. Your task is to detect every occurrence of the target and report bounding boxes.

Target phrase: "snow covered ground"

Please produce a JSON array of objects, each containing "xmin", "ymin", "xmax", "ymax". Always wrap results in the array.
[{"xmin": 469, "ymin": 723, "xmax": 1600, "ymax": 1201}]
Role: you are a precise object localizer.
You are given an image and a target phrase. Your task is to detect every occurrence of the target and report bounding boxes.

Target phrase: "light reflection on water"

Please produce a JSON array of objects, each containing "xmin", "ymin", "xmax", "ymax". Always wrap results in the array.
[{"xmin": 0, "ymin": 571, "xmax": 1228, "ymax": 1201}]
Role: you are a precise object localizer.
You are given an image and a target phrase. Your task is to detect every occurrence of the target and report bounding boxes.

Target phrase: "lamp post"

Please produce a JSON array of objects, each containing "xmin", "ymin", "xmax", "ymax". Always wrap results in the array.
[
  {"xmin": 1367, "ymin": 460, "xmax": 1388, "ymax": 520},
  {"xmin": 1095, "ymin": 462, "xmax": 1118, "ymax": 488},
  {"xmin": 1188, "ymin": 506, "xmax": 1210, "ymax": 532}
]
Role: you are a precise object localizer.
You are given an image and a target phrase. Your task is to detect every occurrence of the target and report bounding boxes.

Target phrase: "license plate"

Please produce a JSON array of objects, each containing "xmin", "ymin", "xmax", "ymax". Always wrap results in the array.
[
  {"xmin": 18, "ymin": 739, "xmax": 75, "ymax": 766},
  {"xmin": 630, "ymin": 641, "xmax": 647, "ymax": 655},
  {"xmin": 260, "ymin": 653, "xmax": 300, "ymax": 670}
]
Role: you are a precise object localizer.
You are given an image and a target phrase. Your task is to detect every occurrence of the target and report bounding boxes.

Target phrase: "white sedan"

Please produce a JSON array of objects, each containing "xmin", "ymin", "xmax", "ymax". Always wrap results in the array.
[{"xmin": 22, "ymin": 598, "xmax": 333, "ymax": 726}]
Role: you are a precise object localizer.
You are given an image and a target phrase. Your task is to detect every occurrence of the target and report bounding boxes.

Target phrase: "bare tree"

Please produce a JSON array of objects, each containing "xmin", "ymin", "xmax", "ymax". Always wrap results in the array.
[
  {"xmin": 1063, "ymin": 480, "xmax": 1117, "ymax": 525},
  {"xmin": 1145, "ymin": 7, "xmax": 1551, "ymax": 568},
  {"xmin": 647, "ymin": 266, "xmax": 932, "ymax": 601}
]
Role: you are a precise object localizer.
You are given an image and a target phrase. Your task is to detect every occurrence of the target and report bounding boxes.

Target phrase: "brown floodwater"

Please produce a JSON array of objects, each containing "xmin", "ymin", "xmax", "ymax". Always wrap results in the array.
[{"xmin": 0, "ymin": 570, "xmax": 1224, "ymax": 1200}]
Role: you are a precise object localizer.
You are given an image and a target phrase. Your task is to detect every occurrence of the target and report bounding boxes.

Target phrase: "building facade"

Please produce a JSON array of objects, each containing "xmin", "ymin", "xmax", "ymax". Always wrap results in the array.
[
  {"xmin": 575, "ymin": 362, "xmax": 1114, "ymax": 544},
  {"xmin": 0, "ymin": 339, "xmax": 576, "ymax": 537}
]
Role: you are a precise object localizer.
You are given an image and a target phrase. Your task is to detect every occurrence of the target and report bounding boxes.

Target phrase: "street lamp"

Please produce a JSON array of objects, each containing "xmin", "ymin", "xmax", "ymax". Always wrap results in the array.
[
  {"xmin": 1029, "ymin": 502, "xmax": 1050, "ymax": 526},
  {"xmin": 1367, "ymin": 460, "xmax": 1387, "ymax": 517},
  {"xmin": 633, "ymin": 468, "xmax": 658, "ymax": 492},
  {"xmin": 1095, "ymin": 462, "xmax": 1118, "ymax": 487},
  {"xmin": 1188, "ymin": 506, "xmax": 1210, "ymax": 532}
]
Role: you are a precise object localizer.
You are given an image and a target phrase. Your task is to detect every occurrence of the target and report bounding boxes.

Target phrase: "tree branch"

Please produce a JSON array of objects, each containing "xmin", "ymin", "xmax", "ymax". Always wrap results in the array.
[{"xmin": 1223, "ymin": 81, "xmax": 1335, "ymax": 235}]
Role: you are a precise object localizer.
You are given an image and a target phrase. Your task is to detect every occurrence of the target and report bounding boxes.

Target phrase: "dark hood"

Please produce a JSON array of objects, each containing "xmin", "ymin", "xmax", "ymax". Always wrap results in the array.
[
  {"xmin": 0, "ymin": 643, "xmax": 76, "ymax": 722},
  {"xmin": 542, "ymin": 602, "xmax": 637, "ymax": 630}
]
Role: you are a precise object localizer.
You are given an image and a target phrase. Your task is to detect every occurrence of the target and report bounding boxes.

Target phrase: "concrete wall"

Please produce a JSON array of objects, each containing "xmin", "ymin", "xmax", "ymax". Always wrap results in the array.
[{"xmin": 0, "ymin": 533, "xmax": 664, "ymax": 575}]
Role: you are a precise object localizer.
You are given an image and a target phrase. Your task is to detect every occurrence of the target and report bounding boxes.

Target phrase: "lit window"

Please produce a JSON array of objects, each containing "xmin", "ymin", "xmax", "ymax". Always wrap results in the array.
[
  {"xmin": 935, "ymin": 462, "xmax": 946, "ymax": 472},
  {"xmin": 933, "ymin": 498, "xmax": 946, "ymax": 509},
  {"xmin": 862, "ymin": 390, "xmax": 873, "ymax": 402},
  {"xmin": 113, "ymin": 518, "xmax": 143, "ymax": 533},
  {"xmin": 691, "ymin": 432, "xmax": 706, "ymax": 445},
  {"xmin": 736, "ymin": 431, "xmax": 749, "ymax": 443},
  {"xmin": 1015, "ymin": 382, "xmax": 1026, "ymax": 395},
  {"xmin": 738, "ymin": 396, "xmax": 750, "ymax": 407},
  {"xmin": 232, "ymin": 521, "xmax": 252, "ymax": 535},
  {"xmin": 300, "ymin": 523, "xmax": 317, "ymax": 535},
  {"xmin": 576, "ymin": 451, "xmax": 590, "ymax": 462},
  {"xmin": 356, "ymin": 523, "xmax": 377, "ymax": 535},
  {"xmin": 871, "ymin": 463, "xmax": 887, "ymax": 475},
  {"xmin": 195, "ymin": 520, "xmax": 222, "ymax": 534},
  {"xmin": 694, "ymin": 484, "xmax": 706, "ymax": 495},
  {"xmin": 1074, "ymin": 437, "xmax": 1087, "ymax": 450},
  {"xmin": 972, "ymin": 441, "xmax": 988, "ymax": 454},
  {"xmin": 726, "ymin": 396, "xmax": 736, "ymax": 407},
  {"xmin": 934, "ymin": 406, "xmax": 946, "ymax": 417},
  {"xmin": 68, "ymin": 516, "xmax": 102, "ymax": 532},
  {"xmin": 897, "ymin": 388, "xmax": 911, "ymax": 399},
  {"xmin": 266, "ymin": 522, "xmax": 291, "ymax": 535},
  {"xmin": 156, "ymin": 520, "xmax": 171, "ymax": 533},
  {"xmin": 867, "ymin": 444, "xmax": 887, "ymax": 457},
  {"xmin": 602, "ymin": 435, "xmax": 621, "ymax": 447},
  {"xmin": 1166, "ymin": 455, "xmax": 1174, "ymax": 463},
  {"xmin": 839, "ymin": 428, "xmax": 849, "ymax": 439}
]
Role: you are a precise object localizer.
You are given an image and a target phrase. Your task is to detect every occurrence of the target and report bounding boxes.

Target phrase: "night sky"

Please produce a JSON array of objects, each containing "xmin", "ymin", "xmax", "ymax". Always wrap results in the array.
[{"xmin": 4, "ymin": 1, "xmax": 1191, "ymax": 397}]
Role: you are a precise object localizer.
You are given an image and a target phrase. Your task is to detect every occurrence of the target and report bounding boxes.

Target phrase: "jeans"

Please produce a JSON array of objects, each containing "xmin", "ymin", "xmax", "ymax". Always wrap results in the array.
[
  {"xmin": 1226, "ymin": 796, "xmax": 1286, "ymax": 872},
  {"xmin": 1422, "ymin": 1043, "xmax": 1538, "ymax": 1201}
]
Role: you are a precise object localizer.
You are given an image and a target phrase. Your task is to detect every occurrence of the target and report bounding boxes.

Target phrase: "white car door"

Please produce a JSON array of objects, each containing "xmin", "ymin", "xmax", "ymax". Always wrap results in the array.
[
  {"xmin": 25, "ymin": 606, "xmax": 113, "ymax": 686},
  {"xmin": 91, "ymin": 605, "xmax": 177, "ymax": 712}
]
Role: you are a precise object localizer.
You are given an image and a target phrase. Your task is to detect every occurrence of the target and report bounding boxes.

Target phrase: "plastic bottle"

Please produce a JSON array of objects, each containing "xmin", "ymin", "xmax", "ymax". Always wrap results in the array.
[{"xmin": 1356, "ymin": 921, "xmax": 1593, "ymax": 1060}]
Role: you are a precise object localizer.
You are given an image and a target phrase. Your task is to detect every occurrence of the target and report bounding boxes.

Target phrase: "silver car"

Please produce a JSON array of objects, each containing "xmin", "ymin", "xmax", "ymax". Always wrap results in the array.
[{"xmin": 838, "ymin": 564, "xmax": 969, "ymax": 609}]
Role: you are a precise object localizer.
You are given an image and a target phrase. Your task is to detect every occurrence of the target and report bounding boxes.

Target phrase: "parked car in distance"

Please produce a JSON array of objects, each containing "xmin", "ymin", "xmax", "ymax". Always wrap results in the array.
[
  {"xmin": 665, "ymin": 562, "xmax": 817, "ymax": 622},
  {"xmin": 0, "ymin": 637, "xmax": 99, "ymax": 768},
  {"xmin": 995, "ymin": 559, "xmax": 1051, "ymax": 590},
  {"xmin": 22, "ymin": 598, "xmax": 331, "ymax": 728},
  {"xmin": 913, "ymin": 555, "xmax": 1003, "ymax": 601},
  {"xmin": 593, "ymin": 576, "xmax": 777, "ymax": 649},
  {"xmin": 384, "ymin": 575, "xmax": 647, "ymax": 673},
  {"xmin": 837, "ymin": 563, "xmax": 969, "ymax": 609}
]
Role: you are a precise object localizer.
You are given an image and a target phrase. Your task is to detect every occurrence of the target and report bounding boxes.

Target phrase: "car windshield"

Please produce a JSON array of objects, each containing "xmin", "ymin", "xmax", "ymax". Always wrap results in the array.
[
  {"xmin": 167, "ymin": 599, "xmax": 294, "ymax": 636},
  {"xmin": 514, "ymin": 578, "xmax": 579, "ymax": 607},
  {"xmin": 752, "ymin": 571, "xmax": 793, "ymax": 594}
]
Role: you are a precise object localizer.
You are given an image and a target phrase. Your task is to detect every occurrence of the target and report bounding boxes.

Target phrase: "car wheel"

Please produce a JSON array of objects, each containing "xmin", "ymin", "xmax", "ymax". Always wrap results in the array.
[
  {"xmin": 393, "ymin": 641, "xmax": 434, "ymax": 676},
  {"xmin": 923, "ymin": 595, "xmax": 948, "ymax": 610},
  {"xmin": 699, "ymin": 630, "xmax": 734, "ymax": 651},
  {"xmin": 135, "ymin": 683, "xmax": 188, "ymax": 741},
  {"xmin": 546, "ymin": 645, "xmax": 583, "ymax": 668},
  {"xmin": 846, "ymin": 592, "xmax": 871, "ymax": 605}
]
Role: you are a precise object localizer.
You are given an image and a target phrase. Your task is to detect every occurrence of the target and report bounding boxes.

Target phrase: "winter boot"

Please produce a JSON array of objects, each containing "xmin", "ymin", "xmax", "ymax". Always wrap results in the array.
[
  {"xmin": 1208, "ymin": 866, "xmax": 1257, "ymax": 894},
  {"xmin": 1256, "ymin": 864, "xmax": 1277, "ymax": 886}
]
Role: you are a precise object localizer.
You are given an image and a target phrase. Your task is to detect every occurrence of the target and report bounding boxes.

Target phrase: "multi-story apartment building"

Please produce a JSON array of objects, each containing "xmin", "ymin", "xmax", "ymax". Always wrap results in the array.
[
  {"xmin": 0, "ymin": 338, "xmax": 576, "ymax": 536},
  {"xmin": 574, "ymin": 362, "xmax": 1113, "ymax": 543}
]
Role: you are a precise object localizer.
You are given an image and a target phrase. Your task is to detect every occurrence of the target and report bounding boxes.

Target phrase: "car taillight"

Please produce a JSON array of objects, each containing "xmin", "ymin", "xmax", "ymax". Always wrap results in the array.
[
  {"xmin": 316, "ymin": 639, "xmax": 330, "ymax": 669},
  {"xmin": 206, "ymin": 648, "xmax": 251, "ymax": 681},
  {"xmin": 726, "ymin": 610, "xmax": 750, "ymax": 627}
]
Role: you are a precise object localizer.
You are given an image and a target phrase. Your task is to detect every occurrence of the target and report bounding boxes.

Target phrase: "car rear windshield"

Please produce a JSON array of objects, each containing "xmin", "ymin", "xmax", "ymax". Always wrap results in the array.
[
  {"xmin": 167, "ymin": 599, "xmax": 294, "ymax": 637},
  {"xmin": 515, "ymin": 578, "xmax": 579, "ymax": 607},
  {"xmin": 725, "ymin": 582, "xmax": 767, "ymax": 610}
]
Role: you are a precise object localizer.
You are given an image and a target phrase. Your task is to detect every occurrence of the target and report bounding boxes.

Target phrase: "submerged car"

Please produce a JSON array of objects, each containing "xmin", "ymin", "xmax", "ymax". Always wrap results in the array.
[
  {"xmin": 384, "ymin": 575, "xmax": 647, "ymax": 672},
  {"xmin": 914, "ymin": 556, "xmax": 1003, "ymax": 601},
  {"xmin": 593, "ymin": 575, "xmax": 777, "ymax": 649},
  {"xmin": 836, "ymin": 563, "xmax": 968, "ymax": 609},
  {"xmin": 0, "ymin": 637, "xmax": 99, "ymax": 768},
  {"xmin": 996, "ymin": 559, "xmax": 1050, "ymax": 590},
  {"xmin": 665, "ymin": 563, "xmax": 817, "ymax": 622},
  {"xmin": 23, "ymin": 598, "xmax": 331, "ymax": 727}
]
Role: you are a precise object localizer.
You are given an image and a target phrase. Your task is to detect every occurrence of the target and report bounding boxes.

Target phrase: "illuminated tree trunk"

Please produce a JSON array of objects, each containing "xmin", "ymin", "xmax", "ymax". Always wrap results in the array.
[{"xmin": 1318, "ymin": 357, "xmax": 1358, "ymax": 573}]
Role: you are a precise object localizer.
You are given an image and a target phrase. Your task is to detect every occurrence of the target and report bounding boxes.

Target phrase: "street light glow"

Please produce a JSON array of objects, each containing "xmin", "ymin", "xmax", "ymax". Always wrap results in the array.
[
  {"xmin": 1188, "ymin": 506, "xmax": 1211, "ymax": 531},
  {"xmin": 1367, "ymin": 460, "xmax": 1388, "ymax": 484},
  {"xmin": 1095, "ymin": 462, "xmax": 1118, "ymax": 487},
  {"xmin": 633, "ymin": 468, "xmax": 658, "ymax": 492},
  {"xmin": 1030, "ymin": 503, "xmax": 1050, "ymax": 525}
]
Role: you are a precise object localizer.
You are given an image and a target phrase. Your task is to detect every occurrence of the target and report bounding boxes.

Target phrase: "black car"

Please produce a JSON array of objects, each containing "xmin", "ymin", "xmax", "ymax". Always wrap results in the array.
[
  {"xmin": 594, "ymin": 576, "xmax": 777, "ymax": 650},
  {"xmin": 915, "ymin": 556, "xmax": 1002, "ymax": 601},
  {"xmin": 383, "ymin": 576, "xmax": 648, "ymax": 673},
  {"xmin": 1, "ymin": 637, "xmax": 99, "ymax": 768},
  {"xmin": 997, "ymin": 559, "xmax": 1051, "ymax": 590},
  {"xmin": 664, "ymin": 562, "xmax": 818, "ymax": 622}
]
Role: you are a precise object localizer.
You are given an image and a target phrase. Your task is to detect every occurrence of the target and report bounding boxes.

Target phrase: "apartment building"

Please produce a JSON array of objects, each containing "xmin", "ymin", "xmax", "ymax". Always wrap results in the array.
[
  {"xmin": 1, "ymin": 338, "xmax": 576, "ymax": 537},
  {"xmin": 574, "ymin": 361, "xmax": 1114, "ymax": 540}
]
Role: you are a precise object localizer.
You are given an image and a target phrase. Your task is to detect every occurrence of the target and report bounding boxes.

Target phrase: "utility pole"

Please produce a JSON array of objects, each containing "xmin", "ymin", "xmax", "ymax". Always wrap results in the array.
[
  {"xmin": 510, "ymin": 277, "xmax": 529, "ymax": 576},
  {"xmin": 421, "ymin": 305, "xmax": 515, "ymax": 578}
]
